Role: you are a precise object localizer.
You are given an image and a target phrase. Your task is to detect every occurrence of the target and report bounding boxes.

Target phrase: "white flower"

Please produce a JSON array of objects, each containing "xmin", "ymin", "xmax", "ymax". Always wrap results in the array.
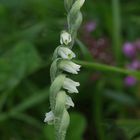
[
  {"xmin": 58, "ymin": 47, "xmax": 76, "ymax": 59},
  {"xmin": 60, "ymin": 31, "xmax": 72, "ymax": 45},
  {"xmin": 59, "ymin": 60, "xmax": 81, "ymax": 74},
  {"xmin": 44, "ymin": 111, "xmax": 54, "ymax": 124},
  {"xmin": 66, "ymin": 95, "xmax": 74, "ymax": 108},
  {"xmin": 63, "ymin": 78, "xmax": 80, "ymax": 93}
]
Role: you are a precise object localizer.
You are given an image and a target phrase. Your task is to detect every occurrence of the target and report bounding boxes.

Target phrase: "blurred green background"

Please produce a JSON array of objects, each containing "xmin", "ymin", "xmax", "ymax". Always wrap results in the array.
[{"xmin": 0, "ymin": 0, "xmax": 140, "ymax": 140}]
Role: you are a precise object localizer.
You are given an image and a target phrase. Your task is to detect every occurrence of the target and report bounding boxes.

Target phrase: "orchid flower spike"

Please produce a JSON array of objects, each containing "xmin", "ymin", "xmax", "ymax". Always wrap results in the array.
[{"xmin": 45, "ymin": 0, "xmax": 85, "ymax": 139}]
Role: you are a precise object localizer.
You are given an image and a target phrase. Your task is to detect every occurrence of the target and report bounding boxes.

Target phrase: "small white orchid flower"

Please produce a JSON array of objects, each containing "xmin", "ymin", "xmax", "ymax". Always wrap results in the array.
[
  {"xmin": 66, "ymin": 95, "xmax": 74, "ymax": 108},
  {"xmin": 58, "ymin": 47, "xmax": 76, "ymax": 59},
  {"xmin": 60, "ymin": 31, "xmax": 72, "ymax": 45},
  {"xmin": 63, "ymin": 78, "xmax": 80, "ymax": 93},
  {"xmin": 59, "ymin": 60, "xmax": 81, "ymax": 74},
  {"xmin": 44, "ymin": 111, "xmax": 54, "ymax": 124}
]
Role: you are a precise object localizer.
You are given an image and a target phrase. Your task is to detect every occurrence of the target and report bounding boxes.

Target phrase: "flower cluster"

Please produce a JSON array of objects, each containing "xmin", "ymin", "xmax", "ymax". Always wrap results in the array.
[
  {"xmin": 44, "ymin": 31, "xmax": 81, "ymax": 123},
  {"xmin": 123, "ymin": 40, "xmax": 140, "ymax": 86}
]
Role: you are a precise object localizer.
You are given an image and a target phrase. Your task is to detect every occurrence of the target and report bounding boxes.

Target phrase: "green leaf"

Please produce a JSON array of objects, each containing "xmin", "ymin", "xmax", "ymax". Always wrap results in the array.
[
  {"xmin": 0, "ymin": 87, "xmax": 49, "ymax": 122},
  {"xmin": 11, "ymin": 113, "xmax": 42, "ymax": 129},
  {"xmin": 117, "ymin": 120, "xmax": 140, "ymax": 139},
  {"xmin": 66, "ymin": 112, "xmax": 87, "ymax": 140},
  {"xmin": 1, "ymin": 23, "xmax": 45, "ymax": 46},
  {"xmin": 104, "ymin": 90, "xmax": 138, "ymax": 107},
  {"xmin": 9, "ymin": 88, "xmax": 49, "ymax": 114},
  {"xmin": 0, "ymin": 41, "xmax": 42, "ymax": 91}
]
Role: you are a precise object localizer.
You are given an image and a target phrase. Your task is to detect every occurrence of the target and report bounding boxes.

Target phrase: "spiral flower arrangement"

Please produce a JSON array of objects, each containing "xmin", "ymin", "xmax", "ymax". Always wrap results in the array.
[{"xmin": 44, "ymin": 0, "xmax": 85, "ymax": 140}]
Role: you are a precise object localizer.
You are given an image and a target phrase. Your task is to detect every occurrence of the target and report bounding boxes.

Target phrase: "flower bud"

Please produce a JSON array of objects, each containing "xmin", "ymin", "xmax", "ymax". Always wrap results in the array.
[
  {"xmin": 60, "ymin": 31, "xmax": 72, "ymax": 45},
  {"xmin": 63, "ymin": 78, "xmax": 80, "ymax": 93},
  {"xmin": 58, "ymin": 47, "xmax": 76, "ymax": 59},
  {"xmin": 59, "ymin": 60, "xmax": 81, "ymax": 74},
  {"xmin": 44, "ymin": 111, "xmax": 54, "ymax": 124}
]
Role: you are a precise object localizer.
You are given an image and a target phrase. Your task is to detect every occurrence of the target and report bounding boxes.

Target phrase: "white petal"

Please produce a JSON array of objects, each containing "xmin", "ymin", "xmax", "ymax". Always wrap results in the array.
[
  {"xmin": 71, "ymin": 63, "xmax": 81, "ymax": 69},
  {"xmin": 59, "ymin": 51, "xmax": 68, "ymax": 59},
  {"xmin": 64, "ymin": 84, "xmax": 78, "ymax": 93},
  {"xmin": 44, "ymin": 111, "xmax": 54, "ymax": 124},
  {"xmin": 72, "ymin": 81, "xmax": 80, "ymax": 86},
  {"xmin": 70, "ymin": 62, "xmax": 81, "ymax": 72},
  {"xmin": 63, "ymin": 78, "xmax": 80, "ymax": 93},
  {"xmin": 59, "ymin": 60, "xmax": 81, "ymax": 74},
  {"xmin": 67, "ymin": 87, "xmax": 79, "ymax": 93},
  {"xmin": 68, "ymin": 78, "xmax": 80, "ymax": 86},
  {"xmin": 66, "ymin": 95, "xmax": 74, "ymax": 107},
  {"xmin": 63, "ymin": 64, "xmax": 78, "ymax": 74},
  {"xmin": 58, "ymin": 47, "xmax": 76, "ymax": 59},
  {"xmin": 66, "ymin": 83, "xmax": 78, "ymax": 92}
]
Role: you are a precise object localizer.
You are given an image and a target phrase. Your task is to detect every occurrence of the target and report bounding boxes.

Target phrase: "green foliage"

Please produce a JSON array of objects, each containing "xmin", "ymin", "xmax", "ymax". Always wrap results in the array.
[
  {"xmin": 117, "ymin": 120, "xmax": 140, "ymax": 140},
  {"xmin": 0, "ymin": 41, "xmax": 42, "ymax": 91},
  {"xmin": 0, "ymin": 0, "xmax": 140, "ymax": 139}
]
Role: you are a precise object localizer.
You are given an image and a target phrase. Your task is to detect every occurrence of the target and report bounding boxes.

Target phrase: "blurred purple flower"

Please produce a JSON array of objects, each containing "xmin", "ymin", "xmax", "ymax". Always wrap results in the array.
[
  {"xmin": 124, "ymin": 76, "xmax": 137, "ymax": 86},
  {"xmin": 84, "ymin": 21, "xmax": 96, "ymax": 33},
  {"xmin": 128, "ymin": 60, "xmax": 140, "ymax": 70},
  {"xmin": 123, "ymin": 42, "xmax": 136, "ymax": 58}
]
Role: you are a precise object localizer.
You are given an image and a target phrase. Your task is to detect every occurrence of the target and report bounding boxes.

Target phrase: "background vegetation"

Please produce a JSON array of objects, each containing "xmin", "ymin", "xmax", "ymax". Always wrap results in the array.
[{"xmin": 0, "ymin": 0, "xmax": 140, "ymax": 140}]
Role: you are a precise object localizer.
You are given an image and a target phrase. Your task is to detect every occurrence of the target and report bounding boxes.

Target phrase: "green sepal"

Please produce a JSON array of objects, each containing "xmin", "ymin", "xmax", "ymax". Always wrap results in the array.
[
  {"xmin": 70, "ymin": 12, "xmax": 83, "ymax": 36},
  {"xmin": 67, "ymin": 0, "xmax": 84, "ymax": 36},
  {"xmin": 52, "ymin": 46, "xmax": 60, "ymax": 61},
  {"xmin": 50, "ymin": 74, "xmax": 66, "ymax": 111},
  {"xmin": 59, "ymin": 110, "xmax": 70, "ymax": 139},
  {"xmin": 50, "ymin": 58, "xmax": 61, "ymax": 83},
  {"xmin": 54, "ymin": 91, "xmax": 66, "ymax": 117}
]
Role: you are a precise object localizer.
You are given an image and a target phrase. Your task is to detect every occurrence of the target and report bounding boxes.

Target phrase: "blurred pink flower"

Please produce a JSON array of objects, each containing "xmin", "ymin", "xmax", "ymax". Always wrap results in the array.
[
  {"xmin": 124, "ymin": 76, "xmax": 137, "ymax": 86},
  {"xmin": 127, "ymin": 60, "xmax": 140, "ymax": 70},
  {"xmin": 84, "ymin": 21, "xmax": 96, "ymax": 33},
  {"xmin": 123, "ymin": 42, "xmax": 136, "ymax": 58}
]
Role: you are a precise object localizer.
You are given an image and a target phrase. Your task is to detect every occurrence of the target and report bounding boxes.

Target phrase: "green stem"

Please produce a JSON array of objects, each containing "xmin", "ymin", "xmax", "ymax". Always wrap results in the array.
[
  {"xmin": 112, "ymin": 0, "xmax": 122, "ymax": 65},
  {"xmin": 94, "ymin": 81, "xmax": 105, "ymax": 140},
  {"xmin": 75, "ymin": 60, "xmax": 140, "ymax": 78}
]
